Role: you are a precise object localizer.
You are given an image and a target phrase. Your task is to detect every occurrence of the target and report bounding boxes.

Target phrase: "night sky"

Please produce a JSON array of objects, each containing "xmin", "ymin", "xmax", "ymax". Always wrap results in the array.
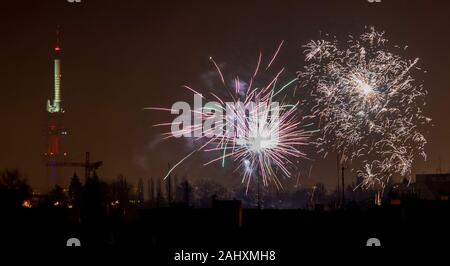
[{"xmin": 0, "ymin": 0, "xmax": 449, "ymax": 192}]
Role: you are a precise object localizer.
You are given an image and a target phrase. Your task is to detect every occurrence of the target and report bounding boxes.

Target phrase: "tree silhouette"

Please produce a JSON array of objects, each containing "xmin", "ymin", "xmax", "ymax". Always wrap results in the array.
[
  {"xmin": 110, "ymin": 174, "xmax": 130, "ymax": 210},
  {"xmin": 0, "ymin": 169, "xmax": 31, "ymax": 209},
  {"xmin": 136, "ymin": 178, "xmax": 144, "ymax": 204},
  {"xmin": 80, "ymin": 171, "xmax": 110, "ymax": 224},
  {"xmin": 47, "ymin": 184, "xmax": 68, "ymax": 208},
  {"xmin": 68, "ymin": 172, "xmax": 82, "ymax": 209},
  {"xmin": 175, "ymin": 179, "xmax": 193, "ymax": 205}
]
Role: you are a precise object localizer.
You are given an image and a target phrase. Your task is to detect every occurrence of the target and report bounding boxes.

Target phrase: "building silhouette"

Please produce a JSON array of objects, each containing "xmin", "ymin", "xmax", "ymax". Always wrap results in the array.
[{"xmin": 416, "ymin": 172, "xmax": 450, "ymax": 200}]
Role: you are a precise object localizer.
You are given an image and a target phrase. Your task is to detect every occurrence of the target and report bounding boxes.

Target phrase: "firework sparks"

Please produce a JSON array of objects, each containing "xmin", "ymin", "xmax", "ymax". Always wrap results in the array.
[
  {"xmin": 148, "ymin": 44, "xmax": 310, "ymax": 191},
  {"xmin": 298, "ymin": 26, "xmax": 430, "ymax": 191}
]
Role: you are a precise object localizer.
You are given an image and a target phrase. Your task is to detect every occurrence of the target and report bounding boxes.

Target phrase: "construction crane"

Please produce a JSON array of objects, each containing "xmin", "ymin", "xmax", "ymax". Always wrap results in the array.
[{"xmin": 46, "ymin": 152, "xmax": 103, "ymax": 180}]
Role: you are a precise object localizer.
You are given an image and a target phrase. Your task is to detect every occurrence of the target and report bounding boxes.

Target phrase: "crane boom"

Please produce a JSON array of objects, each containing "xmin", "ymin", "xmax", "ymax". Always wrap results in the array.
[{"xmin": 46, "ymin": 152, "xmax": 102, "ymax": 180}]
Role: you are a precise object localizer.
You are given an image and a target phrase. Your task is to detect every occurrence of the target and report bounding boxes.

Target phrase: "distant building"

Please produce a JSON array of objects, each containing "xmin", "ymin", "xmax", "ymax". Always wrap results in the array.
[
  {"xmin": 416, "ymin": 173, "xmax": 450, "ymax": 201},
  {"xmin": 212, "ymin": 198, "xmax": 242, "ymax": 228},
  {"xmin": 387, "ymin": 178, "xmax": 418, "ymax": 205}
]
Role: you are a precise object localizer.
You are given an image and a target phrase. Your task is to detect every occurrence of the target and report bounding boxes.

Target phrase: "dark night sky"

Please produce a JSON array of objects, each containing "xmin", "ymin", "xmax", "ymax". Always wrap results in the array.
[{"xmin": 0, "ymin": 0, "xmax": 449, "ymax": 192}]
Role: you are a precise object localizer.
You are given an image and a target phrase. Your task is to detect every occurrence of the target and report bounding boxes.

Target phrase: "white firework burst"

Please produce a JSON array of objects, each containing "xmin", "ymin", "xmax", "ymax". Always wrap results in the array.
[{"xmin": 298, "ymin": 26, "xmax": 430, "ymax": 190}]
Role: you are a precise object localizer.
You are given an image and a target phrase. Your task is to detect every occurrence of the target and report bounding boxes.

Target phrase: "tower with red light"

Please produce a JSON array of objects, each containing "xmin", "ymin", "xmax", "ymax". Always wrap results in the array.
[{"xmin": 45, "ymin": 27, "xmax": 68, "ymax": 185}]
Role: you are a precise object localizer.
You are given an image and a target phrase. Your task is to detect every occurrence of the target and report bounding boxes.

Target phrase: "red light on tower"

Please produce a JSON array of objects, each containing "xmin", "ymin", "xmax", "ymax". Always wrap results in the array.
[{"xmin": 47, "ymin": 25, "xmax": 67, "ymax": 187}]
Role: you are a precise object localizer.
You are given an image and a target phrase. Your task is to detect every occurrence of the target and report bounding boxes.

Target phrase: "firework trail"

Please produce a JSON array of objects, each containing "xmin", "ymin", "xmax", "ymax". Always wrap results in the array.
[
  {"xmin": 298, "ymin": 26, "xmax": 430, "ymax": 191},
  {"xmin": 148, "ymin": 43, "xmax": 311, "ymax": 191}
]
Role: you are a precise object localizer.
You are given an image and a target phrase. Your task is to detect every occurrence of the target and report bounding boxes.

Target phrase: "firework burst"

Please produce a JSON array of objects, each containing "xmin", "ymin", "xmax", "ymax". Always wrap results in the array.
[
  {"xmin": 298, "ymin": 26, "xmax": 430, "ymax": 191},
  {"xmin": 148, "ymin": 43, "xmax": 310, "ymax": 191}
]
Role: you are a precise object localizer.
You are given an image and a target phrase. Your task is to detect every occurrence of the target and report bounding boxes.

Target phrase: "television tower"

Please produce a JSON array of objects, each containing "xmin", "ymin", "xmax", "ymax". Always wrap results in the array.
[{"xmin": 45, "ymin": 26, "xmax": 68, "ymax": 186}]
